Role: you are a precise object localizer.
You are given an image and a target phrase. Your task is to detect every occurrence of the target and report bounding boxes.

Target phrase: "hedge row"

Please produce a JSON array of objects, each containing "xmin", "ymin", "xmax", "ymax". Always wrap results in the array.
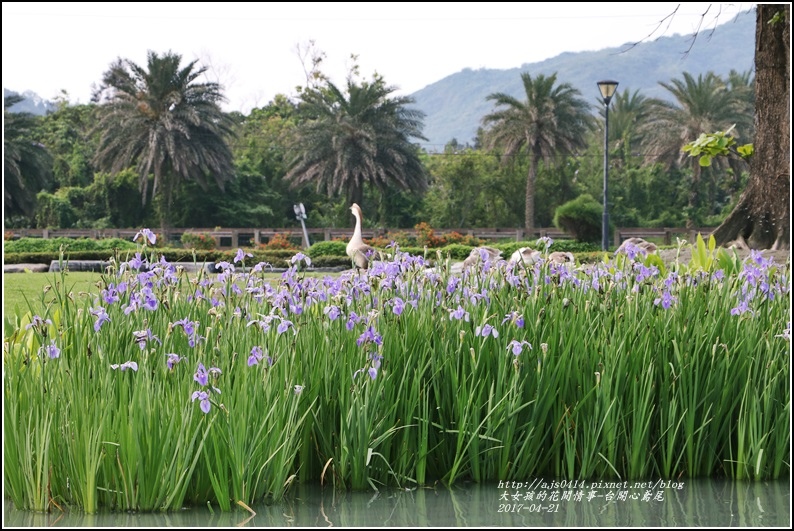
[
  {"xmin": 3, "ymin": 237, "xmax": 138, "ymax": 253},
  {"xmin": 4, "ymin": 240, "xmax": 601, "ymax": 268}
]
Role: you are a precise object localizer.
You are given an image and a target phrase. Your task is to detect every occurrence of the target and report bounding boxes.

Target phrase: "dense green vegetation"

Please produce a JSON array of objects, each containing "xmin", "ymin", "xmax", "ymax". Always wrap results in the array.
[{"xmin": 4, "ymin": 47, "xmax": 754, "ymax": 237}]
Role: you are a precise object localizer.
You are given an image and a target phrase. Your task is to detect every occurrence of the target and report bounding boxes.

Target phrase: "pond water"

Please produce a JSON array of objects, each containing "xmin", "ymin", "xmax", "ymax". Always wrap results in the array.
[{"xmin": 4, "ymin": 478, "xmax": 790, "ymax": 527}]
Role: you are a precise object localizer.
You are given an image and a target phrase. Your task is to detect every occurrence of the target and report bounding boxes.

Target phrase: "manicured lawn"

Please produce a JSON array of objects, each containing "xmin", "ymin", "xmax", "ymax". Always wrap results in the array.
[
  {"xmin": 3, "ymin": 269, "xmax": 339, "ymax": 317},
  {"xmin": 4, "ymin": 272, "xmax": 103, "ymax": 318}
]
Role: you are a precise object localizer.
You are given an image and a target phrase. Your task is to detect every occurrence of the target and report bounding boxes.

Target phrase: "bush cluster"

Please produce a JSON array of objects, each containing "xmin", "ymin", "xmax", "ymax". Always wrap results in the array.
[{"xmin": 180, "ymin": 232, "xmax": 217, "ymax": 251}]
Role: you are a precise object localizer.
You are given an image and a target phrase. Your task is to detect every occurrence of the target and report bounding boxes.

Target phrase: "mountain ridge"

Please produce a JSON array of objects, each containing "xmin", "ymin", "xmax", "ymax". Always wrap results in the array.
[{"xmin": 410, "ymin": 10, "xmax": 755, "ymax": 150}]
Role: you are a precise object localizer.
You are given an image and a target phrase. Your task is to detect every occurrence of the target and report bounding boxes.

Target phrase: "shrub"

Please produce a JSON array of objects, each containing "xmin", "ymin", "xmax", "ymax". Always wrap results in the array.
[
  {"xmin": 309, "ymin": 255, "xmax": 351, "ymax": 268},
  {"xmin": 383, "ymin": 230, "xmax": 415, "ymax": 247},
  {"xmin": 364, "ymin": 235, "xmax": 391, "ymax": 248},
  {"xmin": 436, "ymin": 244, "xmax": 476, "ymax": 261},
  {"xmin": 553, "ymin": 194, "xmax": 603, "ymax": 243},
  {"xmin": 181, "ymin": 232, "xmax": 217, "ymax": 250},
  {"xmin": 414, "ymin": 222, "xmax": 445, "ymax": 248},
  {"xmin": 307, "ymin": 241, "xmax": 348, "ymax": 258},
  {"xmin": 258, "ymin": 233, "xmax": 300, "ymax": 251},
  {"xmin": 440, "ymin": 231, "xmax": 482, "ymax": 247}
]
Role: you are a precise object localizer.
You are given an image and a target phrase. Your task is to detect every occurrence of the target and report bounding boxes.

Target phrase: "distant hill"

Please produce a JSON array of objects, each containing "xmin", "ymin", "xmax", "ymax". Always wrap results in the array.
[
  {"xmin": 3, "ymin": 88, "xmax": 59, "ymax": 115},
  {"xmin": 410, "ymin": 10, "xmax": 755, "ymax": 151}
]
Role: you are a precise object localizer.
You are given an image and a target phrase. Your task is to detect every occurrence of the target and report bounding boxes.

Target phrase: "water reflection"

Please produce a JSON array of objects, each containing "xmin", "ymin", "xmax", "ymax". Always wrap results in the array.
[{"xmin": 4, "ymin": 478, "xmax": 790, "ymax": 527}]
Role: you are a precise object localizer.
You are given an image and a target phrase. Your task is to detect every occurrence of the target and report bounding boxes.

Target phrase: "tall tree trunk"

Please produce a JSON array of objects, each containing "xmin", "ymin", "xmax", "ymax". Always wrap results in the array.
[
  {"xmin": 158, "ymin": 173, "xmax": 175, "ymax": 240},
  {"xmin": 712, "ymin": 4, "xmax": 790, "ymax": 250},
  {"xmin": 525, "ymin": 153, "xmax": 537, "ymax": 233}
]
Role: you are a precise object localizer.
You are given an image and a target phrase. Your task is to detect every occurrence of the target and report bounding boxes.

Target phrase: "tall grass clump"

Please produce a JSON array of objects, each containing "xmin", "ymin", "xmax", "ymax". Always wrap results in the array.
[{"xmin": 3, "ymin": 231, "xmax": 789, "ymax": 514}]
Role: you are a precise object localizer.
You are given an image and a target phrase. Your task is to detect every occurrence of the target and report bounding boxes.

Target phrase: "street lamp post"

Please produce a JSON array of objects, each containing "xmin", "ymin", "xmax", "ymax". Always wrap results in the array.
[
  {"xmin": 293, "ymin": 203, "xmax": 311, "ymax": 249},
  {"xmin": 597, "ymin": 80, "xmax": 619, "ymax": 252}
]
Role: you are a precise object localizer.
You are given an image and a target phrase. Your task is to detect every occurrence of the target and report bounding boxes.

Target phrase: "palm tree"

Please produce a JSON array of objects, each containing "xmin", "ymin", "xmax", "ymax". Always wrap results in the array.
[
  {"xmin": 284, "ymin": 74, "xmax": 428, "ymax": 214},
  {"xmin": 640, "ymin": 72, "xmax": 745, "ymax": 228},
  {"xmin": 607, "ymin": 89, "xmax": 653, "ymax": 166},
  {"xmin": 4, "ymin": 94, "xmax": 53, "ymax": 220},
  {"xmin": 481, "ymin": 72, "xmax": 594, "ymax": 233},
  {"xmin": 93, "ymin": 50, "xmax": 236, "ymax": 232}
]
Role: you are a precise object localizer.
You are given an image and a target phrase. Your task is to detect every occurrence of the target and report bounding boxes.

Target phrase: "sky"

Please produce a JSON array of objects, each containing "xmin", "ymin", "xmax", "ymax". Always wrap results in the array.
[{"xmin": 3, "ymin": 2, "xmax": 756, "ymax": 114}]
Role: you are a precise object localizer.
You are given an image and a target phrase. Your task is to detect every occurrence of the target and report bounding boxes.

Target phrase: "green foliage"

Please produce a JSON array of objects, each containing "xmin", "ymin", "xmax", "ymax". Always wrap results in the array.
[
  {"xmin": 307, "ymin": 255, "xmax": 351, "ymax": 268},
  {"xmin": 307, "ymin": 240, "xmax": 347, "ymax": 258},
  {"xmin": 34, "ymin": 190, "xmax": 79, "ymax": 229},
  {"xmin": 285, "ymin": 70, "xmax": 428, "ymax": 208},
  {"xmin": 553, "ymin": 194, "xmax": 603, "ymax": 243},
  {"xmin": 419, "ymin": 148, "xmax": 524, "ymax": 228},
  {"xmin": 481, "ymin": 71, "xmax": 594, "ymax": 230},
  {"xmin": 93, "ymin": 50, "xmax": 236, "ymax": 230},
  {"xmin": 548, "ymin": 240, "xmax": 601, "ymax": 253},
  {"xmin": 436, "ymin": 244, "xmax": 476, "ymax": 261},
  {"xmin": 36, "ymin": 102, "xmax": 99, "ymax": 188},
  {"xmin": 4, "ymin": 94, "xmax": 53, "ymax": 219},
  {"xmin": 640, "ymin": 71, "xmax": 754, "ymax": 228},
  {"xmin": 4, "ymin": 251, "xmax": 116, "ymax": 265},
  {"xmin": 683, "ymin": 125, "xmax": 754, "ymax": 167},
  {"xmin": 4, "ymin": 237, "xmax": 137, "ymax": 254}
]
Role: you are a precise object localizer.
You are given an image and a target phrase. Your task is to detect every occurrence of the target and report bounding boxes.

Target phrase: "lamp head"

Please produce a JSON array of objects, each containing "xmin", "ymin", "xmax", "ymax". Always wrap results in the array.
[{"xmin": 597, "ymin": 80, "xmax": 619, "ymax": 106}]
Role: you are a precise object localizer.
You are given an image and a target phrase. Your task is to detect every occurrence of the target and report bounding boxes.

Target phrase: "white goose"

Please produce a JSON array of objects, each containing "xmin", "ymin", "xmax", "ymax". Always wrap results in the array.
[
  {"xmin": 462, "ymin": 246, "xmax": 503, "ymax": 271},
  {"xmin": 548, "ymin": 251, "xmax": 575, "ymax": 265},
  {"xmin": 616, "ymin": 237, "xmax": 658, "ymax": 255},
  {"xmin": 346, "ymin": 203, "xmax": 376, "ymax": 271},
  {"xmin": 508, "ymin": 247, "xmax": 542, "ymax": 266}
]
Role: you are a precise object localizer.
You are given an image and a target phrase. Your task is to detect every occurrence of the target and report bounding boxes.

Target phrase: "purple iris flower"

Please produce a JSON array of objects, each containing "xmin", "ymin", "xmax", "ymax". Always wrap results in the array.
[
  {"xmin": 127, "ymin": 253, "xmax": 146, "ymax": 270},
  {"xmin": 536, "ymin": 236, "xmax": 553, "ymax": 250},
  {"xmin": 730, "ymin": 299, "xmax": 752, "ymax": 316},
  {"xmin": 193, "ymin": 363, "xmax": 221, "ymax": 384},
  {"xmin": 446, "ymin": 277, "xmax": 460, "ymax": 294},
  {"xmin": 166, "ymin": 353, "xmax": 184, "ymax": 370},
  {"xmin": 101, "ymin": 285, "xmax": 120, "ymax": 305},
  {"xmin": 194, "ymin": 363, "xmax": 209, "ymax": 386},
  {"xmin": 475, "ymin": 324, "xmax": 499, "ymax": 338},
  {"xmin": 248, "ymin": 346, "xmax": 271, "ymax": 367},
  {"xmin": 391, "ymin": 297, "xmax": 405, "ymax": 316},
  {"xmin": 191, "ymin": 390, "xmax": 211, "ymax": 414},
  {"xmin": 142, "ymin": 289, "xmax": 159, "ymax": 311},
  {"xmin": 290, "ymin": 253, "xmax": 312, "ymax": 267},
  {"xmin": 234, "ymin": 248, "xmax": 253, "ymax": 264},
  {"xmin": 449, "ymin": 305, "xmax": 470, "ymax": 321},
  {"xmin": 40, "ymin": 340, "xmax": 60, "ymax": 359},
  {"xmin": 501, "ymin": 311, "xmax": 524, "ymax": 328},
  {"xmin": 324, "ymin": 305, "xmax": 342, "ymax": 320},
  {"xmin": 356, "ymin": 326, "xmax": 383, "ymax": 347},
  {"xmin": 133, "ymin": 228, "xmax": 157, "ymax": 246},
  {"xmin": 26, "ymin": 315, "xmax": 52, "ymax": 333},
  {"xmin": 507, "ymin": 340, "xmax": 532, "ymax": 356},
  {"xmin": 111, "ymin": 361, "xmax": 138, "ymax": 372},
  {"xmin": 653, "ymin": 291, "xmax": 677, "ymax": 310},
  {"xmin": 277, "ymin": 319, "xmax": 294, "ymax": 335},
  {"xmin": 252, "ymin": 262, "xmax": 273, "ymax": 273},
  {"xmin": 90, "ymin": 306, "xmax": 111, "ymax": 332},
  {"xmin": 133, "ymin": 328, "xmax": 161, "ymax": 350},
  {"xmin": 346, "ymin": 312, "xmax": 361, "ymax": 331}
]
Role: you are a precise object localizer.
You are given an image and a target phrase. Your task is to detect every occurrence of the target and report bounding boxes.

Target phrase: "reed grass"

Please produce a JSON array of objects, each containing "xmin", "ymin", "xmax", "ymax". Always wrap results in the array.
[{"xmin": 3, "ymin": 234, "xmax": 789, "ymax": 513}]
